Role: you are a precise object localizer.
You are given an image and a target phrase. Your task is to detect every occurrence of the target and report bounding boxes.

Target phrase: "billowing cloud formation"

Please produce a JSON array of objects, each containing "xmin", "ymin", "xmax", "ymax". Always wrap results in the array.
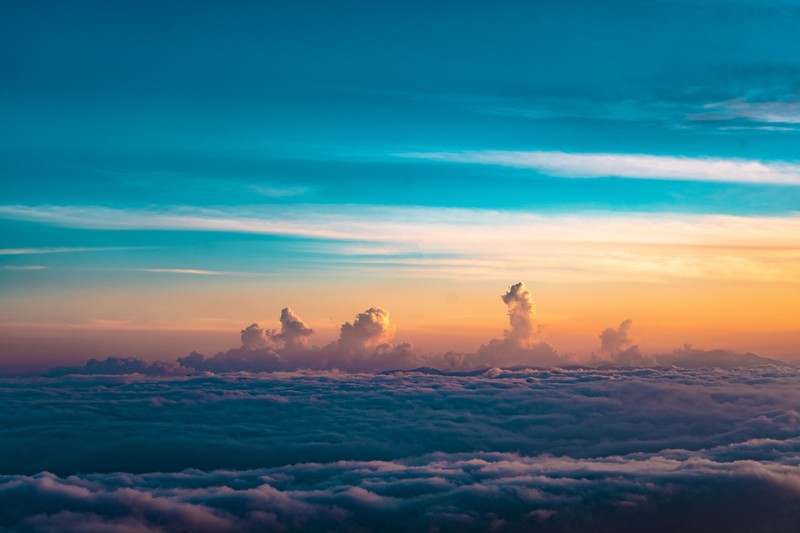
[
  {"xmin": 240, "ymin": 323, "xmax": 269, "ymax": 350},
  {"xmin": 272, "ymin": 307, "xmax": 315, "ymax": 350},
  {"xmin": 3, "ymin": 367, "xmax": 800, "ymax": 531},
  {"xmin": 502, "ymin": 282, "xmax": 540, "ymax": 347},
  {"xmin": 473, "ymin": 283, "xmax": 561, "ymax": 367},
  {"xmin": 175, "ymin": 306, "xmax": 417, "ymax": 373},
  {"xmin": 5, "ymin": 451, "xmax": 800, "ymax": 532},
  {"xmin": 337, "ymin": 306, "xmax": 396, "ymax": 354},
  {"xmin": 36, "ymin": 283, "xmax": 790, "ymax": 375}
]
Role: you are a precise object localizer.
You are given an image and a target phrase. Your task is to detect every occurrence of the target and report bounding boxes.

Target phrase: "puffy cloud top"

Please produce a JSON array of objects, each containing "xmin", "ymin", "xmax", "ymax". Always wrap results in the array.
[
  {"xmin": 338, "ymin": 306, "xmax": 396, "ymax": 354},
  {"xmin": 240, "ymin": 323, "xmax": 269, "ymax": 350},
  {"xmin": 273, "ymin": 307, "xmax": 315, "ymax": 350},
  {"xmin": 501, "ymin": 282, "xmax": 540, "ymax": 347}
]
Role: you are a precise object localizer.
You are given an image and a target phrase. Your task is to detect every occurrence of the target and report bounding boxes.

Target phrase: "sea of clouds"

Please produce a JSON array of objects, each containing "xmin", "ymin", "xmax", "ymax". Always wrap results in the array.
[{"xmin": 2, "ymin": 366, "xmax": 800, "ymax": 531}]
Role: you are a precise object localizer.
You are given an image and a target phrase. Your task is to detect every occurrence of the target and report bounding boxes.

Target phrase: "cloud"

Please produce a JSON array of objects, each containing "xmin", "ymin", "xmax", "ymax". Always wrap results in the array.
[
  {"xmin": 697, "ymin": 98, "xmax": 800, "ymax": 124},
  {"xmin": 1, "ymin": 265, "xmax": 47, "ymax": 270},
  {"xmin": 4, "ymin": 451, "xmax": 800, "ymax": 532},
  {"xmin": 337, "ymin": 307, "xmax": 396, "ymax": 354},
  {"xmin": 190, "ymin": 285, "xmax": 562, "ymax": 372},
  {"xmin": 501, "ymin": 282, "xmax": 540, "ymax": 348},
  {"xmin": 592, "ymin": 320, "xmax": 655, "ymax": 367},
  {"xmin": 44, "ymin": 357, "xmax": 187, "ymax": 377},
  {"xmin": 175, "ymin": 305, "xmax": 417, "ymax": 373},
  {"xmin": 400, "ymin": 150, "xmax": 800, "ymax": 185},
  {"xmin": 471, "ymin": 283, "xmax": 561, "ymax": 367},
  {"xmin": 599, "ymin": 319, "xmax": 633, "ymax": 355},
  {"xmin": 138, "ymin": 268, "xmax": 235, "ymax": 276},
  {"xmin": 241, "ymin": 323, "xmax": 270, "ymax": 350},
  {"xmin": 177, "ymin": 349, "xmax": 283, "ymax": 374},
  {"xmin": 272, "ymin": 307, "xmax": 315, "ymax": 350},
  {"xmin": 249, "ymin": 184, "xmax": 315, "ymax": 198},
  {"xmin": 4, "ymin": 367, "xmax": 800, "ymax": 530},
  {"xmin": 0, "ymin": 246, "xmax": 136, "ymax": 255}
]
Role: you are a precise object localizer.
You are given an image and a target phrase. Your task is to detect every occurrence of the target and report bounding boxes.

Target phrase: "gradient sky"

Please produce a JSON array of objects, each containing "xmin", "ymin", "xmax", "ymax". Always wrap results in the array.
[{"xmin": 2, "ymin": 0, "xmax": 800, "ymax": 369}]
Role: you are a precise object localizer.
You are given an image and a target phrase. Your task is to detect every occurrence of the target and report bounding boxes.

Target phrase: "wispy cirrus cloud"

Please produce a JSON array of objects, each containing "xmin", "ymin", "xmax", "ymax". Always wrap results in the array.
[
  {"xmin": 0, "ymin": 265, "xmax": 47, "ymax": 270},
  {"xmin": 2, "ymin": 204, "xmax": 800, "ymax": 282},
  {"xmin": 400, "ymin": 150, "xmax": 800, "ymax": 185},
  {"xmin": 138, "ymin": 268, "xmax": 236, "ymax": 276},
  {"xmin": 0, "ymin": 246, "xmax": 136, "ymax": 255},
  {"xmin": 696, "ymin": 98, "xmax": 800, "ymax": 125},
  {"xmin": 249, "ymin": 184, "xmax": 315, "ymax": 198}
]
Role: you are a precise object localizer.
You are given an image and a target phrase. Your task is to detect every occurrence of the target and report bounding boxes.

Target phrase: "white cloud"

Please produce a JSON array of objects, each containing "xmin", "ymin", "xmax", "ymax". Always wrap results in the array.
[{"xmin": 400, "ymin": 150, "xmax": 800, "ymax": 185}]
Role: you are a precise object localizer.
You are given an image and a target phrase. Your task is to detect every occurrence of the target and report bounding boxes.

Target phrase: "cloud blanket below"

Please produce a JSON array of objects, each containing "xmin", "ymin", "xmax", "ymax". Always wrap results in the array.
[{"xmin": 2, "ymin": 366, "xmax": 800, "ymax": 531}]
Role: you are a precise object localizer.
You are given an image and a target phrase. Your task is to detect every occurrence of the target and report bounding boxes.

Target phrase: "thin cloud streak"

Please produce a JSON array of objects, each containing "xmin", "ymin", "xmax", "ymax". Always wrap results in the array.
[
  {"xmin": 1, "ymin": 265, "xmax": 47, "ymax": 270},
  {"xmin": 138, "ymin": 268, "xmax": 236, "ymax": 276},
  {"xmin": 0, "ymin": 246, "xmax": 138, "ymax": 255},
  {"xmin": 698, "ymin": 98, "xmax": 800, "ymax": 124},
  {"xmin": 401, "ymin": 150, "xmax": 800, "ymax": 185}
]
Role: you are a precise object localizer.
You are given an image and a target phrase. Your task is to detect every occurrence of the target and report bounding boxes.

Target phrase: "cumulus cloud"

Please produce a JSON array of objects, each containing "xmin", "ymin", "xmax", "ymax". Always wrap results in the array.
[
  {"xmin": 272, "ymin": 307, "xmax": 315, "ymax": 350},
  {"xmin": 32, "ymin": 282, "xmax": 788, "ymax": 376},
  {"xmin": 502, "ymin": 282, "xmax": 541, "ymax": 347},
  {"xmin": 337, "ymin": 307, "xmax": 396, "ymax": 354},
  {"xmin": 472, "ymin": 283, "xmax": 561, "ymax": 367},
  {"xmin": 240, "ymin": 323, "xmax": 270, "ymax": 350}
]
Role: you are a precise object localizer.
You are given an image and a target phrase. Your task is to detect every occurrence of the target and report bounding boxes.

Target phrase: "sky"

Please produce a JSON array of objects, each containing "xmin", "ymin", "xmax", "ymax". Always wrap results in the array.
[
  {"xmin": 5, "ymin": 3, "xmax": 800, "ymax": 531},
  {"xmin": 2, "ymin": 0, "xmax": 800, "ymax": 370}
]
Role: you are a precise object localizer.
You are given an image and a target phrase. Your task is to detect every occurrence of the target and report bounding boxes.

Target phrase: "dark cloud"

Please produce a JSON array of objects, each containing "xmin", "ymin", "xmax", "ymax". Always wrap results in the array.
[
  {"xmin": 44, "ymin": 356, "xmax": 188, "ymax": 377},
  {"xmin": 177, "ymin": 348, "xmax": 283, "ymax": 373}
]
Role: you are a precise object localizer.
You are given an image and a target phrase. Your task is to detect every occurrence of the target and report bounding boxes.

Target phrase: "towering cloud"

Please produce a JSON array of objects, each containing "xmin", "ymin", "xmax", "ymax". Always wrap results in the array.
[
  {"xmin": 273, "ymin": 307, "xmax": 315, "ymax": 350},
  {"xmin": 502, "ymin": 282, "xmax": 541, "ymax": 347},
  {"xmin": 474, "ymin": 282, "xmax": 561, "ymax": 367},
  {"xmin": 337, "ymin": 306, "xmax": 396, "ymax": 354}
]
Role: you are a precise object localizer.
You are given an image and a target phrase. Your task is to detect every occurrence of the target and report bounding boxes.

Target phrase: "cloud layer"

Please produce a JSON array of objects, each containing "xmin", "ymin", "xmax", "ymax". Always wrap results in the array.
[{"xmin": 3, "ymin": 366, "xmax": 800, "ymax": 531}]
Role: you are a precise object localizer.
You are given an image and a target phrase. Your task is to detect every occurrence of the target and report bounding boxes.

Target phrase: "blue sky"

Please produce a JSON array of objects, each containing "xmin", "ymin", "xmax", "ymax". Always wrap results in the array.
[{"xmin": 2, "ymin": 0, "xmax": 800, "ymax": 364}]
